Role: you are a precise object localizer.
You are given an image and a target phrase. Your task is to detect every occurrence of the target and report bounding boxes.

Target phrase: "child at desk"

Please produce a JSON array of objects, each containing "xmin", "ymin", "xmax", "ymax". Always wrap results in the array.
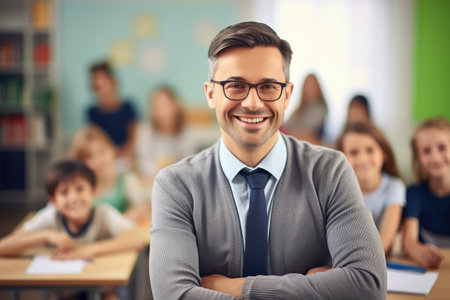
[
  {"xmin": 0, "ymin": 160, "xmax": 145, "ymax": 299},
  {"xmin": 0, "ymin": 160, "xmax": 145, "ymax": 257},
  {"xmin": 403, "ymin": 117, "xmax": 450, "ymax": 268},
  {"xmin": 71, "ymin": 125, "xmax": 150, "ymax": 223},
  {"xmin": 336, "ymin": 121, "xmax": 405, "ymax": 254}
]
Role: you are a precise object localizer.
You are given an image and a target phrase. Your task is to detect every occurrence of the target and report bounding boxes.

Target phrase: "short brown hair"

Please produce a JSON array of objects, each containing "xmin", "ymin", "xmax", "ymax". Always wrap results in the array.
[
  {"xmin": 411, "ymin": 116, "xmax": 450, "ymax": 183},
  {"xmin": 335, "ymin": 121, "xmax": 399, "ymax": 177},
  {"xmin": 207, "ymin": 21, "xmax": 293, "ymax": 81},
  {"xmin": 46, "ymin": 160, "xmax": 96, "ymax": 196},
  {"xmin": 89, "ymin": 60, "xmax": 116, "ymax": 91}
]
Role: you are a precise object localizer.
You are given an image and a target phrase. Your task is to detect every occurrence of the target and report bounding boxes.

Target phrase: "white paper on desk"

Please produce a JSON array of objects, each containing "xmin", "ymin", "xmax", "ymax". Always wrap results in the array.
[
  {"xmin": 26, "ymin": 255, "xmax": 85, "ymax": 274},
  {"xmin": 387, "ymin": 269, "xmax": 438, "ymax": 295}
]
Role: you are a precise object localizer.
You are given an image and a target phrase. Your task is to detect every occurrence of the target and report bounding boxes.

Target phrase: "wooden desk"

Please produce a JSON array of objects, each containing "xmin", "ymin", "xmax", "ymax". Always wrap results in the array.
[
  {"xmin": 0, "ymin": 248, "xmax": 139, "ymax": 300},
  {"xmin": 387, "ymin": 249, "xmax": 450, "ymax": 300}
]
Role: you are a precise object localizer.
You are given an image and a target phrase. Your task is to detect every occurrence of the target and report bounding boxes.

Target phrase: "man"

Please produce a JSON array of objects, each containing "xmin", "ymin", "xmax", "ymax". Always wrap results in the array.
[{"xmin": 150, "ymin": 21, "xmax": 386, "ymax": 299}]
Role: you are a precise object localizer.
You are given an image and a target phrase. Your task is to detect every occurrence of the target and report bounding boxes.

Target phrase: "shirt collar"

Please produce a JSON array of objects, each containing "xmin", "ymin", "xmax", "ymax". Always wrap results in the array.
[{"xmin": 219, "ymin": 133, "xmax": 287, "ymax": 181}]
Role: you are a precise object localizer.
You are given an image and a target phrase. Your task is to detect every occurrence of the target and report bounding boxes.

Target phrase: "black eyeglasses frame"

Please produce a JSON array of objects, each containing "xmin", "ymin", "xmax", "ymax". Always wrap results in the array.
[{"xmin": 210, "ymin": 80, "xmax": 287, "ymax": 102}]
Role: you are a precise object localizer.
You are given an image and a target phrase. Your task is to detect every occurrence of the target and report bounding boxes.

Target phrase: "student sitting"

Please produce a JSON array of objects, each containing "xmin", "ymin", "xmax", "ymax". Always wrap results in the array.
[
  {"xmin": 0, "ymin": 160, "xmax": 145, "ymax": 258},
  {"xmin": 336, "ymin": 121, "xmax": 405, "ymax": 254},
  {"xmin": 135, "ymin": 85, "xmax": 195, "ymax": 188},
  {"xmin": 71, "ymin": 125, "xmax": 150, "ymax": 223},
  {"xmin": 0, "ymin": 160, "xmax": 145, "ymax": 299},
  {"xmin": 403, "ymin": 117, "xmax": 450, "ymax": 268}
]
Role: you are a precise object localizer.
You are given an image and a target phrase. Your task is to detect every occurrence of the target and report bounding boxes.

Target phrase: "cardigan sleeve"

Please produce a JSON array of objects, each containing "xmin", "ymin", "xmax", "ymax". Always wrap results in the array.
[{"xmin": 149, "ymin": 169, "xmax": 238, "ymax": 300}]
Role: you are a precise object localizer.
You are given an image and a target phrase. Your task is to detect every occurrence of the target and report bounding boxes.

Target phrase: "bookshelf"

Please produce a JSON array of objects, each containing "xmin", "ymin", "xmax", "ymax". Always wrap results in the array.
[{"xmin": 0, "ymin": 0, "xmax": 58, "ymax": 208}]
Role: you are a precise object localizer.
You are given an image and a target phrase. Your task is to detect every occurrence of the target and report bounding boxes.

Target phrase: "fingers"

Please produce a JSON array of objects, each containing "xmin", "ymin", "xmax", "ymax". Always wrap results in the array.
[
  {"xmin": 420, "ymin": 244, "xmax": 445, "ymax": 268},
  {"xmin": 47, "ymin": 232, "xmax": 75, "ymax": 251},
  {"xmin": 307, "ymin": 265, "xmax": 331, "ymax": 275},
  {"xmin": 51, "ymin": 248, "xmax": 81, "ymax": 260}
]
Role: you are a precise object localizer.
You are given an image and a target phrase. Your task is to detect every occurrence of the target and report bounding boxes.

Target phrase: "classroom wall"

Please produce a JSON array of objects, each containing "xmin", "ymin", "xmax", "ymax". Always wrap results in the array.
[
  {"xmin": 58, "ymin": 0, "xmax": 238, "ymax": 132},
  {"xmin": 267, "ymin": 0, "xmax": 416, "ymax": 183},
  {"xmin": 413, "ymin": 0, "xmax": 450, "ymax": 122},
  {"xmin": 57, "ymin": 0, "xmax": 449, "ymax": 183}
]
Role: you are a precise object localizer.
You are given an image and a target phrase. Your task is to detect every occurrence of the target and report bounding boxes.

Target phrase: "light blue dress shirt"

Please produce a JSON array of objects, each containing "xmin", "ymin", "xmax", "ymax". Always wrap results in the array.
[{"xmin": 219, "ymin": 133, "xmax": 287, "ymax": 250}]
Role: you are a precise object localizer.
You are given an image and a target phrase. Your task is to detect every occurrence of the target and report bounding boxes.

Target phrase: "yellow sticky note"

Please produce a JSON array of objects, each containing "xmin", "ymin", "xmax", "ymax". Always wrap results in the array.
[
  {"xmin": 109, "ymin": 41, "xmax": 134, "ymax": 66},
  {"xmin": 134, "ymin": 14, "xmax": 158, "ymax": 39}
]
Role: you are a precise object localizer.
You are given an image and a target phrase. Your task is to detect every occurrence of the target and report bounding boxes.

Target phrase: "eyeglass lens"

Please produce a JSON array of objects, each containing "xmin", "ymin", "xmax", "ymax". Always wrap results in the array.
[{"xmin": 224, "ymin": 81, "xmax": 283, "ymax": 101}]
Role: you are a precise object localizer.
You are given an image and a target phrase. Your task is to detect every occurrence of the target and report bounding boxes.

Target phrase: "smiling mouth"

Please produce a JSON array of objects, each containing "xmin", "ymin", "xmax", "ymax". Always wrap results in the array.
[{"xmin": 238, "ymin": 116, "xmax": 265, "ymax": 124}]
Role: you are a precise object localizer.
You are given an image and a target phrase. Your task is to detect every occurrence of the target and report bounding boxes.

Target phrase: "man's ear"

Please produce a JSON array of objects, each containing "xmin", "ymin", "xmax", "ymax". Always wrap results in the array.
[
  {"xmin": 48, "ymin": 196, "xmax": 55, "ymax": 205},
  {"xmin": 204, "ymin": 81, "xmax": 216, "ymax": 109},
  {"xmin": 284, "ymin": 82, "xmax": 294, "ymax": 110}
]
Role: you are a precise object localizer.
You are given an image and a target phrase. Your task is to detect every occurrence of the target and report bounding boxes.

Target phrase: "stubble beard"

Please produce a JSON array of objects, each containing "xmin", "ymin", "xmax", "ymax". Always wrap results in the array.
[{"xmin": 220, "ymin": 121, "xmax": 278, "ymax": 149}]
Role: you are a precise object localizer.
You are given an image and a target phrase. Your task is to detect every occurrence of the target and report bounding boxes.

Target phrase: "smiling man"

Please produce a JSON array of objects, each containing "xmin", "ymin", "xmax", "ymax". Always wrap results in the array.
[{"xmin": 149, "ymin": 21, "xmax": 386, "ymax": 300}]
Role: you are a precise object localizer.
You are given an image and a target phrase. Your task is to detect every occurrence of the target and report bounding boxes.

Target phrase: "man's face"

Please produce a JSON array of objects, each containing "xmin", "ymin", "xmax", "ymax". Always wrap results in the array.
[{"xmin": 205, "ymin": 46, "xmax": 293, "ymax": 154}]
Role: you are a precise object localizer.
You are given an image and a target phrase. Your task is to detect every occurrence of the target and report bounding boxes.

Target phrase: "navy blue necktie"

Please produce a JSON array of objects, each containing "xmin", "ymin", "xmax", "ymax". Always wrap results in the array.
[{"xmin": 240, "ymin": 168, "xmax": 271, "ymax": 276}]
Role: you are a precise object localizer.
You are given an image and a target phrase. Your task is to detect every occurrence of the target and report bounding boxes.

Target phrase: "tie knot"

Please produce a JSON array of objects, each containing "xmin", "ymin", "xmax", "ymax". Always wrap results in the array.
[{"xmin": 241, "ymin": 168, "xmax": 271, "ymax": 190}]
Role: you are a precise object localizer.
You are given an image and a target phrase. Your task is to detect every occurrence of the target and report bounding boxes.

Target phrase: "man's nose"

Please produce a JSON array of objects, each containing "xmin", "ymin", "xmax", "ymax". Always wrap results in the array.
[{"xmin": 240, "ymin": 87, "xmax": 264, "ymax": 110}]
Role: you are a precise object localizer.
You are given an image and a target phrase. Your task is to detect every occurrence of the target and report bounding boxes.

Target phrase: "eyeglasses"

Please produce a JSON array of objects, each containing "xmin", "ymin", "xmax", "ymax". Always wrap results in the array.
[{"xmin": 210, "ymin": 80, "xmax": 287, "ymax": 102}]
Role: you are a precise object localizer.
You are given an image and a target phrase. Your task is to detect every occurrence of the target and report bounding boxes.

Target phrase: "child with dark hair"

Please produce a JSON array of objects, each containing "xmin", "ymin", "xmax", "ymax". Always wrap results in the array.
[
  {"xmin": 0, "ymin": 160, "xmax": 145, "ymax": 258},
  {"xmin": 346, "ymin": 94, "xmax": 371, "ymax": 125},
  {"xmin": 336, "ymin": 122, "xmax": 405, "ymax": 254},
  {"xmin": 87, "ymin": 60, "xmax": 138, "ymax": 168}
]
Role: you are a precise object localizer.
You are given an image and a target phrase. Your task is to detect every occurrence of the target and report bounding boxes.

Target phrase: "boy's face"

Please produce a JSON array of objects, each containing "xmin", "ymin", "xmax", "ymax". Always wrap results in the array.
[{"xmin": 50, "ymin": 176, "xmax": 95, "ymax": 223}]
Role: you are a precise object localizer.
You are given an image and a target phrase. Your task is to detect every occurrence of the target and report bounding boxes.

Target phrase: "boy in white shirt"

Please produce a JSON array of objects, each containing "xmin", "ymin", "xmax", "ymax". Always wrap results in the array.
[{"xmin": 0, "ymin": 159, "xmax": 145, "ymax": 259}]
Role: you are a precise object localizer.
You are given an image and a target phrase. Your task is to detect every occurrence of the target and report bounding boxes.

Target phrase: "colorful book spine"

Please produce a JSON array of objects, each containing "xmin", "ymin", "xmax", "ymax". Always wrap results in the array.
[{"xmin": 31, "ymin": 0, "xmax": 52, "ymax": 31}]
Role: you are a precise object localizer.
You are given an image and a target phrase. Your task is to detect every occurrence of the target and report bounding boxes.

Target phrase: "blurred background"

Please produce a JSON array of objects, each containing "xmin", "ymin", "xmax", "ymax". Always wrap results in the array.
[{"xmin": 0, "ymin": 0, "xmax": 449, "ymax": 210}]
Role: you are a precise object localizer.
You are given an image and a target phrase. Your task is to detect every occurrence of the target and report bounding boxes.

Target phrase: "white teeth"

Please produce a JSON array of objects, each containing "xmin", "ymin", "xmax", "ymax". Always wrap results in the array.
[{"xmin": 239, "ymin": 117, "xmax": 264, "ymax": 124}]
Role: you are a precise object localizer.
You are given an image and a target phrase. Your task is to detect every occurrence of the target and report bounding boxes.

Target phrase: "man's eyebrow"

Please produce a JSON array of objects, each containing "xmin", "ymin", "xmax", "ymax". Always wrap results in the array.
[
  {"xmin": 225, "ymin": 76, "xmax": 283, "ymax": 82},
  {"xmin": 225, "ymin": 76, "xmax": 246, "ymax": 81}
]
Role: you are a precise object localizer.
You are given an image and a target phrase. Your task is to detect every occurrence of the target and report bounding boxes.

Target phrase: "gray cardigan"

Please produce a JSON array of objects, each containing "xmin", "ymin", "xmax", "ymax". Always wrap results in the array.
[{"xmin": 150, "ymin": 135, "xmax": 387, "ymax": 300}]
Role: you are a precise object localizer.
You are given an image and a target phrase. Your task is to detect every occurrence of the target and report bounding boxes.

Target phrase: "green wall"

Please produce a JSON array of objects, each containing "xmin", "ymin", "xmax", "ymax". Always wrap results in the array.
[{"xmin": 413, "ymin": 0, "xmax": 450, "ymax": 121}]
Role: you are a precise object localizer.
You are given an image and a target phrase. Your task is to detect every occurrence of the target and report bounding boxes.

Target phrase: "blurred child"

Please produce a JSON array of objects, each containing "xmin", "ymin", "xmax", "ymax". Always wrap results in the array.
[
  {"xmin": 282, "ymin": 73, "xmax": 328, "ymax": 145},
  {"xmin": 135, "ymin": 86, "xmax": 195, "ymax": 187},
  {"xmin": 346, "ymin": 94, "xmax": 371, "ymax": 125},
  {"xmin": 87, "ymin": 60, "xmax": 137, "ymax": 168},
  {"xmin": 336, "ymin": 122, "xmax": 405, "ymax": 254},
  {"xmin": 0, "ymin": 159, "xmax": 144, "ymax": 257},
  {"xmin": 0, "ymin": 160, "xmax": 145, "ymax": 300},
  {"xmin": 71, "ymin": 125, "xmax": 150, "ymax": 223},
  {"xmin": 402, "ymin": 117, "xmax": 450, "ymax": 268}
]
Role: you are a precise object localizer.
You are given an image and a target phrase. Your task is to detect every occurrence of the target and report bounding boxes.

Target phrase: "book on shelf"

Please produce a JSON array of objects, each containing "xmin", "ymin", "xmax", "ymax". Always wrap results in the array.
[
  {"xmin": 33, "ymin": 41, "xmax": 50, "ymax": 69},
  {"xmin": 0, "ymin": 38, "xmax": 23, "ymax": 70},
  {"xmin": 31, "ymin": 0, "xmax": 52, "ymax": 31},
  {"xmin": 0, "ymin": 114, "xmax": 48, "ymax": 148},
  {"xmin": 0, "ymin": 114, "xmax": 27, "ymax": 147},
  {"xmin": 0, "ymin": 78, "xmax": 24, "ymax": 106}
]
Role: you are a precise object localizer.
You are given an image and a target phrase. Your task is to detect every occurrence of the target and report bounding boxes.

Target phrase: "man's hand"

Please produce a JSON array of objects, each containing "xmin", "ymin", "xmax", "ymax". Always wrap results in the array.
[
  {"xmin": 306, "ymin": 265, "xmax": 331, "ymax": 274},
  {"xmin": 201, "ymin": 274, "xmax": 245, "ymax": 298},
  {"xmin": 45, "ymin": 230, "xmax": 74, "ymax": 252}
]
